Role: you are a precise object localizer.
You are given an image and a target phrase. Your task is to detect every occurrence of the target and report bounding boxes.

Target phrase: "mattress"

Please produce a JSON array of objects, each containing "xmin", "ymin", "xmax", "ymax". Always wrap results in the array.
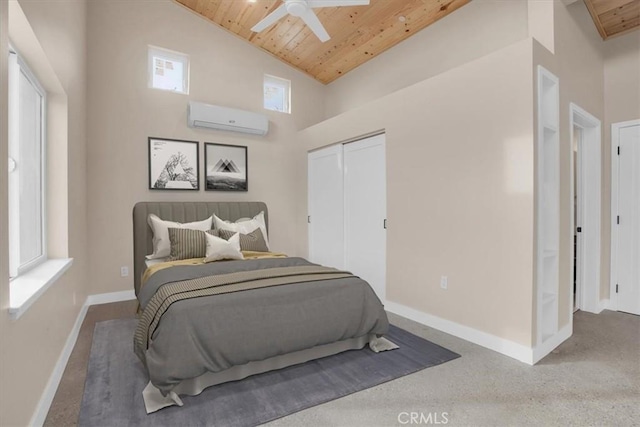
[{"xmin": 135, "ymin": 256, "xmax": 390, "ymax": 412}]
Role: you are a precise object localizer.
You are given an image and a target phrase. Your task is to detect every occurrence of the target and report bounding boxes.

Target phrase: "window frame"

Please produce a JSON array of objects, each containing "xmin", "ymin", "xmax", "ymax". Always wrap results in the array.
[
  {"xmin": 263, "ymin": 74, "xmax": 291, "ymax": 114},
  {"xmin": 147, "ymin": 45, "xmax": 190, "ymax": 95},
  {"xmin": 8, "ymin": 49, "xmax": 48, "ymax": 278}
]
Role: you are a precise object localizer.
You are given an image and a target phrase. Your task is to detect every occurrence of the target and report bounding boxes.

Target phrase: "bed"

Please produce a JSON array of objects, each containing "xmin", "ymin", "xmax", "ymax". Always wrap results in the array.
[{"xmin": 132, "ymin": 201, "xmax": 391, "ymax": 413}]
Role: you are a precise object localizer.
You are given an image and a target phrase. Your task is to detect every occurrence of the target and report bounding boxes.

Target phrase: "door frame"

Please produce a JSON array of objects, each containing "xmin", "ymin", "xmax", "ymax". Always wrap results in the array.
[
  {"xmin": 569, "ymin": 103, "xmax": 601, "ymax": 315},
  {"xmin": 609, "ymin": 119, "xmax": 640, "ymax": 311}
]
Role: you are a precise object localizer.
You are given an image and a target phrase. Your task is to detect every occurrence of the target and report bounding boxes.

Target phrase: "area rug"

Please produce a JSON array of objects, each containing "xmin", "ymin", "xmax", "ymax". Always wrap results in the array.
[{"xmin": 78, "ymin": 319, "xmax": 460, "ymax": 427}]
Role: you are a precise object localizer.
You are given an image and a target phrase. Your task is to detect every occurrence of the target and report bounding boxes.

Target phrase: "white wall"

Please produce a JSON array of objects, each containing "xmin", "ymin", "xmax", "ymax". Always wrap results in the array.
[
  {"xmin": 324, "ymin": 0, "xmax": 529, "ymax": 117},
  {"xmin": 86, "ymin": 0, "xmax": 327, "ymax": 295},
  {"xmin": 300, "ymin": 39, "xmax": 536, "ymax": 347}
]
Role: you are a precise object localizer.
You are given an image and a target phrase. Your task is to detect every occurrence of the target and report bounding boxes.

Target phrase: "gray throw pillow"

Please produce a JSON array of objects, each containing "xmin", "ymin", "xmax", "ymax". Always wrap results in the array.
[
  {"xmin": 168, "ymin": 228, "xmax": 220, "ymax": 261},
  {"xmin": 217, "ymin": 228, "xmax": 269, "ymax": 252}
]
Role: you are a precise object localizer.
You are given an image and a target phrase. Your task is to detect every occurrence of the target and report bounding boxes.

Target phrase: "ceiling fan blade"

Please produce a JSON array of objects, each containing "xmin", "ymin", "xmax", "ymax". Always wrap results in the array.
[
  {"xmin": 251, "ymin": 4, "xmax": 289, "ymax": 33},
  {"xmin": 300, "ymin": 9, "xmax": 331, "ymax": 42},
  {"xmin": 307, "ymin": 0, "xmax": 370, "ymax": 8}
]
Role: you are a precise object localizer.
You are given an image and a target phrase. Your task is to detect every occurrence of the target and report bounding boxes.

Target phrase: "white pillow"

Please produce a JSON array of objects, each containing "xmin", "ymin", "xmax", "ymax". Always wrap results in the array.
[
  {"xmin": 147, "ymin": 214, "xmax": 212, "ymax": 260},
  {"xmin": 213, "ymin": 211, "xmax": 269, "ymax": 249},
  {"xmin": 204, "ymin": 232, "xmax": 244, "ymax": 262}
]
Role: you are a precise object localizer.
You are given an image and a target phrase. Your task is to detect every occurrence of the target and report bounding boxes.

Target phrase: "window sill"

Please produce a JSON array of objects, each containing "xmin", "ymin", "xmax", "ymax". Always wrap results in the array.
[{"xmin": 9, "ymin": 258, "xmax": 73, "ymax": 320}]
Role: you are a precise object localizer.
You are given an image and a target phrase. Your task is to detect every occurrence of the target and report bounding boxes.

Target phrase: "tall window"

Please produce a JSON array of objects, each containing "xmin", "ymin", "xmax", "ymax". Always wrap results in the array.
[
  {"xmin": 264, "ymin": 74, "xmax": 291, "ymax": 114},
  {"xmin": 148, "ymin": 46, "xmax": 189, "ymax": 94},
  {"xmin": 8, "ymin": 51, "xmax": 47, "ymax": 278}
]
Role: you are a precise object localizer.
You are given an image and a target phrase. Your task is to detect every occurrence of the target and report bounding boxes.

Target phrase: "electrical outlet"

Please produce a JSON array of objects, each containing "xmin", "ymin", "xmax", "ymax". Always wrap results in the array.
[
  {"xmin": 440, "ymin": 276, "xmax": 448, "ymax": 290},
  {"xmin": 120, "ymin": 266, "xmax": 129, "ymax": 277}
]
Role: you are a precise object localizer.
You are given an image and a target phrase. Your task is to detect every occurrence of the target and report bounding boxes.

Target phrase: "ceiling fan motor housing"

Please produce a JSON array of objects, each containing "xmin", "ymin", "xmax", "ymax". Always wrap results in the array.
[{"xmin": 286, "ymin": 0, "xmax": 308, "ymax": 17}]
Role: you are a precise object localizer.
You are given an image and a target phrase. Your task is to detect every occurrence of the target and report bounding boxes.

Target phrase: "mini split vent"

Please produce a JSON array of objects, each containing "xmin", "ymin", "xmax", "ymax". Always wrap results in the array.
[{"xmin": 188, "ymin": 101, "xmax": 269, "ymax": 136}]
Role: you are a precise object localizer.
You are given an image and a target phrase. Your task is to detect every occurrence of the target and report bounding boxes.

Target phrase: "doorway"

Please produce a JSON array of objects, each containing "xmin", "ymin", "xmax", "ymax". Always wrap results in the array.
[
  {"xmin": 570, "ymin": 104, "xmax": 602, "ymax": 315},
  {"xmin": 573, "ymin": 126, "xmax": 583, "ymax": 312},
  {"xmin": 610, "ymin": 120, "xmax": 640, "ymax": 316}
]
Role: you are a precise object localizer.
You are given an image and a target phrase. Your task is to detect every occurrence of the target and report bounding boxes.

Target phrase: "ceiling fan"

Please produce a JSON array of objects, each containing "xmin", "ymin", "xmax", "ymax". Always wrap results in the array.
[{"xmin": 251, "ymin": 0, "xmax": 370, "ymax": 43}]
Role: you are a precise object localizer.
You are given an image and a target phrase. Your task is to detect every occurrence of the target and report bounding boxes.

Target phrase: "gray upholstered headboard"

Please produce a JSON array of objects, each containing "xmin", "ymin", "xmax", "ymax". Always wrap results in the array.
[{"xmin": 132, "ymin": 201, "xmax": 268, "ymax": 296}]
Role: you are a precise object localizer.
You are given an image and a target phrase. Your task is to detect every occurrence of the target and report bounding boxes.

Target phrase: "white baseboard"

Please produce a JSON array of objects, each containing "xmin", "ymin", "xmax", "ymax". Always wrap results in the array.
[
  {"xmin": 531, "ymin": 322, "xmax": 572, "ymax": 364},
  {"xmin": 29, "ymin": 289, "xmax": 136, "ymax": 426},
  {"xmin": 29, "ymin": 302, "xmax": 89, "ymax": 427},
  {"xmin": 598, "ymin": 298, "xmax": 611, "ymax": 313},
  {"xmin": 385, "ymin": 300, "xmax": 535, "ymax": 365}
]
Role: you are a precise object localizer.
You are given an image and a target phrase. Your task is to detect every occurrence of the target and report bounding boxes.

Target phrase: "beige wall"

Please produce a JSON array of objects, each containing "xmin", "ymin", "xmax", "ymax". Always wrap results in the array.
[
  {"xmin": 0, "ymin": 6, "xmax": 633, "ymax": 425},
  {"xmin": 533, "ymin": 0, "xmax": 605, "ymax": 332},
  {"xmin": 324, "ymin": 0, "xmax": 529, "ymax": 118},
  {"xmin": 86, "ymin": 0, "xmax": 326, "ymax": 295},
  {"xmin": 314, "ymin": 0, "xmax": 637, "ymax": 352},
  {"xmin": 528, "ymin": 0, "xmax": 554, "ymax": 54},
  {"xmin": 555, "ymin": 0, "xmax": 606, "ymax": 321},
  {"xmin": 604, "ymin": 34, "xmax": 640, "ymax": 299},
  {"xmin": 300, "ymin": 39, "xmax": 536, "ymax": 346},
  {"xmin": 0, "ymin": 1, "xmax": 88, "ymax": 426},
  {"xmin": 605, "ymin": 34, "xmax": 640, "ymax": 125}
]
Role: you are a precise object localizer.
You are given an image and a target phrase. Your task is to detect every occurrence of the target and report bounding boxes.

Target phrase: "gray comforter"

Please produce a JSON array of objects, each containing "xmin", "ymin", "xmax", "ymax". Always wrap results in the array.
[{"xmin": 137, "ymin": 257, "xmax": 389, "ymax": 395}]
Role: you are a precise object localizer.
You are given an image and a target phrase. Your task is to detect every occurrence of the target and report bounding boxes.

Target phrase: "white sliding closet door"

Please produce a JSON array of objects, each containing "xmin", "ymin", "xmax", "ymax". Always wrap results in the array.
[
  {"xmin": 308, "ymin": 144, "xmax": 345, "ymax": 270},
  {"xmin": 344, "ymin": 134, "xmax": 387, "ymax": 301}
]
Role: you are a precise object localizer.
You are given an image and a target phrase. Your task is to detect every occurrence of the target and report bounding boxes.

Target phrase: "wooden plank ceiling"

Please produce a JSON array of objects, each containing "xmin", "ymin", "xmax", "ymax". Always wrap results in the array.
[
  {"xmin": 584, "ymin": 0, "xmax": 639, "ymax": 39},
  {"xmin": 175, "ymin": 0, "xmax": 471, "ymax": 84}
]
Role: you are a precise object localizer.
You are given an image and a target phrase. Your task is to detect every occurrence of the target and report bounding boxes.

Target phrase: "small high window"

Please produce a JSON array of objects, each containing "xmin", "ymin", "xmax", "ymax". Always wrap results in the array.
[
  {"xmin": 148, "ymin": 46, "xmax": 189, "ymax": 94},
  {"xmin": 264, "ymin": 74, "xmax": 291, "ymax": 114}
]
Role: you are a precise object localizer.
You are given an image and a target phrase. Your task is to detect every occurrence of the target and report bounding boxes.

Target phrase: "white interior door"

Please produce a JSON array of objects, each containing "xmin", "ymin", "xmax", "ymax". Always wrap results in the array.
[
  {"xmin": 308, "ymin": 144, "xmax": 345, "ymax": 269},
  {"xmin": 616, "ymin": 123, "xmax": 640, "ymax": 315},
  {"xmin": 344, "ymin": 134, "xmax": 386, "ymax": 301}
]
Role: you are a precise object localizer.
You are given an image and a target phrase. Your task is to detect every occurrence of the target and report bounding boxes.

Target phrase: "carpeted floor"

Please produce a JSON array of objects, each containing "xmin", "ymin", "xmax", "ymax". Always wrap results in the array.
[
  {"xmin": 45, "ymin": 302, "xmax": 640, "ymax": 426},
  {"xmin": 78, "ymin": 320, "xmax": 458, "ymax": 427}
]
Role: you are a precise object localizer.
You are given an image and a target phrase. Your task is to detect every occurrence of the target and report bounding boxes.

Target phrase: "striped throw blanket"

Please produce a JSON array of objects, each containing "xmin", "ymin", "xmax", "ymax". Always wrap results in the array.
[{"xmin": 134, "ymin": 265, "xmax": 353, "ymax": 363}]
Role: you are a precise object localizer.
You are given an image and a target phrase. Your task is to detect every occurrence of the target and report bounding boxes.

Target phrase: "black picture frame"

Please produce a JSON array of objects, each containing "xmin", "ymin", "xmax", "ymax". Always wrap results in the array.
[
  {"xmin": 204, "ymin": 143, "xmax": 248, "ymax": 192},
  {"xmin": 148, "ymin": 137, "xmax": 200, "ymax": 190}
]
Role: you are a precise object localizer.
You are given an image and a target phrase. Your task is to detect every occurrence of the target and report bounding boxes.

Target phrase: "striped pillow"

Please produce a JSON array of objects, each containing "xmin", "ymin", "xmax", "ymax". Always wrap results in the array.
[
  {"xmin": 218, "ymin": 228, "xmax": 269, "ymax": 252},
  {"xmin": 168, "ymin": 228, "xmax": 220, "ymax": 261}
]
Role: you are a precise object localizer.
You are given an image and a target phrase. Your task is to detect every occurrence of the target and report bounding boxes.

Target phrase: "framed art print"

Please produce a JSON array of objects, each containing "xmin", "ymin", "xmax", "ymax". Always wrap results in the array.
[
  {"xmin": 205, "ymin": 143, "xmax": 248, "ymax": 191},
  {"xmin": 148, "ymin": 137, "xmax": 199, "ymax": 190}
]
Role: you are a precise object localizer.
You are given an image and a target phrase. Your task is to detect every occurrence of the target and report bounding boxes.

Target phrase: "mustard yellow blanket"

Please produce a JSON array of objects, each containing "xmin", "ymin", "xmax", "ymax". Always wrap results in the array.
[{"xmin": 142, "ymin": 251, "xmax": 288, "ymax": 284}]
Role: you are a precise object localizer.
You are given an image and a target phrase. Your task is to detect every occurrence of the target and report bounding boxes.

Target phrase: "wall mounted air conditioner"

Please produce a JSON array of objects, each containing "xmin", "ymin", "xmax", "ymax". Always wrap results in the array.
[{"xmin": 187, "ymin": 101, "xmax": 269, "ymax": 136}]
